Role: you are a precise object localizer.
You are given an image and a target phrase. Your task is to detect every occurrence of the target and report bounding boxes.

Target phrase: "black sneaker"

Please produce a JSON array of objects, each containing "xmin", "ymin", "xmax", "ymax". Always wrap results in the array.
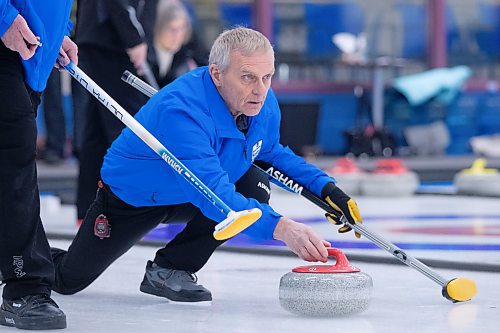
[
  {"xmin": 0, "ymin": 294, "xmax": 66, "ymax": 330},
  {"xmin": 140, "ymin": 261, "xmax": 212, "ymax": 302}
]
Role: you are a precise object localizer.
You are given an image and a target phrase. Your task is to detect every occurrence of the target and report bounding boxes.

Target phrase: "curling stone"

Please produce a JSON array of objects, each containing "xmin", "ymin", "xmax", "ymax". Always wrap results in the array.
[
  {"xmin": 326, "ymin": 157, "xmax": 364, "ymax": 196},
  {"xmin": 361, "ymin": 158, "xmax": 419, "ymax": 196},
  {"xmin": 279, "ymin": 248, "xmax": 372, "ymax": 317},
  {"xmin": 454, "ymin": 158, "xmax": 500, "ymax": 196}
]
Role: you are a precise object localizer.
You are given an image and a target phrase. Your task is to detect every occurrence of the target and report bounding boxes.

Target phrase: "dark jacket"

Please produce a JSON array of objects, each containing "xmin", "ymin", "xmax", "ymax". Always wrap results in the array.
[
  {"xmin": 75, "ymin": 0, "xmax": 156, "ymax": 52},
  {"xmin": 148, "ymin": 30, "xmax": 209, "ymax": 87}
]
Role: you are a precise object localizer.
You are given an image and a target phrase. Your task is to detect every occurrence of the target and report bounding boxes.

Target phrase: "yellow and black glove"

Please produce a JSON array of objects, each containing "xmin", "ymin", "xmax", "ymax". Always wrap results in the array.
[{"xmin": 321, "ymin": 182, "xmax": 363, "ymax": 238}]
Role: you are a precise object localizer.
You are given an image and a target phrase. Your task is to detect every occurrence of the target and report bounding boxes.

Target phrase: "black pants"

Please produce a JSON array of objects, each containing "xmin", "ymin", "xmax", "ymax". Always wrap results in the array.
[
  {"xmin": 42, "ymin": 69, "xmax": 65, "ymax": 158},
  {"xmin": 0, "ymin": 42, "xmax": 54, "ymax": 300},
  {"xmin": 76, "ymin": 45, "xmax": 149, "ymax": 219},
  {"xmin": 52, "ymin": 166, "xmax": 270, "ymax": 295}
]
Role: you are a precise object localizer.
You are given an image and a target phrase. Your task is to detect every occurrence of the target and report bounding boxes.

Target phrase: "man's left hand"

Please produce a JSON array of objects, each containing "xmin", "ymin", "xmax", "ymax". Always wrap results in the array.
[
  {"xmin": 322, "ymin": 182, "xmax": 363, "ymax": 238},
  {"xmin": 55, "ymin": 36, "xmax": 78, "ymax": 69},
  {"xmin": 273, "ymin": 217, "xmax": 331, "ymax": 262}
]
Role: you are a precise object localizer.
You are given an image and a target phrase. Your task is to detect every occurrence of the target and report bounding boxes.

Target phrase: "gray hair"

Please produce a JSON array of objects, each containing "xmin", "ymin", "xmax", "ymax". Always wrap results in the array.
[
  {"xmin": 209, "ymin": 27, "xmax": 273, "ymax": 71},
  {"xmin": 154, "ymin": 0, "xmax": 192, "ymax": 43}
]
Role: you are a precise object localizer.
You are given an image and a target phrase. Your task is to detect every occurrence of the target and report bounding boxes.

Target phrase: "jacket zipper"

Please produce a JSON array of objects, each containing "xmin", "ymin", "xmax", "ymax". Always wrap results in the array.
[{"xmin": 244, "ymin": 140, "xmax": 248, "ymax": 160}]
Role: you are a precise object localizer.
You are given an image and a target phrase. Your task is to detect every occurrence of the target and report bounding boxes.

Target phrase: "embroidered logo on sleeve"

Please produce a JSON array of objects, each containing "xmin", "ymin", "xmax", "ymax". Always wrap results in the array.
[{"xmin": 251, "ymin": 140, "xmax": 263, "ymax": 162}]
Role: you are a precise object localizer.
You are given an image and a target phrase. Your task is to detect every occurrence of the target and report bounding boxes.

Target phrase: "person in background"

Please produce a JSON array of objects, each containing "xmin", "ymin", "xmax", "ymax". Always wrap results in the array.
[
  {"xmin": 69, "ymin": 0, "xmax": 87, "ymax": 159},
  {"xmin": 149, "ymin": 0, "xmax": 208, "ymax": 87},
  {"xmin": 0, "ymin": 0, "xmax": 77, "ymax": 329},
  {"xmin": 40, "ymin": 69, "xmax": 67, "ymax": 165},
  {"xmin": 74, "ymin": 0, "xmax": 156, "ymax": 225}
]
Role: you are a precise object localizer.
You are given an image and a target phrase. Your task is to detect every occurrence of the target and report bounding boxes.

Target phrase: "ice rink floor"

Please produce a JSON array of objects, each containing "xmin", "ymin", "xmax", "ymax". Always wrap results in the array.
[
  {"xmin": 5, "ymin": 187, "xmax": 498, "ymax": 332},
  {"xmin": 38, "ymin": 239, "xmax": 498, "ymax": 333}
]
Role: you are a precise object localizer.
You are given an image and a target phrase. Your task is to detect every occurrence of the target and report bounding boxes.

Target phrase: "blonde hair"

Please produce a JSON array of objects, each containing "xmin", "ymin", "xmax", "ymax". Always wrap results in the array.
[
  {"xmin": 154, "ymin": 0, "xmax": 192, "ymax": 44},
  {"xmin": 209, "ymin": 27, "xmax": 273, "ymax": 71}
]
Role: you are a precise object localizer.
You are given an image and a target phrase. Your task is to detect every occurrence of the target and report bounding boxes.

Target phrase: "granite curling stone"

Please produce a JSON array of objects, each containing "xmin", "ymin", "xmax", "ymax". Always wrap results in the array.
[
  {"xmin": 279, "ymin": 248, "xmax": 372, "ymax": 317},
  {"xmin": 454, "ymin": 158, "xmax": 500, "ymax": 196},
  {"xmin": 361, "ymin": 158, "xmax": 419, "ymax": 196}
]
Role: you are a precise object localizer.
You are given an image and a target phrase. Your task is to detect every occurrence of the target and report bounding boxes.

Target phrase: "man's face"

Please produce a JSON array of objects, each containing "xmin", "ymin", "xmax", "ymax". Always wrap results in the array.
[{"xmin": 211, "ymin": 48, "xmax": 275, "ymax": 117}]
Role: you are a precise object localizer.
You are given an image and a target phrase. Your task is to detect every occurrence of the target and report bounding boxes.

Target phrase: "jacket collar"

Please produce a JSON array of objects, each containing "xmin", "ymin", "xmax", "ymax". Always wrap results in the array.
[{"xmin": 202, "ymin": 68, "xmax": 245, "ymax": 139}]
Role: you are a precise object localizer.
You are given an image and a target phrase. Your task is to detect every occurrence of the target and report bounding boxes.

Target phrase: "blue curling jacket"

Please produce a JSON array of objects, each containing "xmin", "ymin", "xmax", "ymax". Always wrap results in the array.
[
  {"xmin": 101, "ymin": 67, "xmax": 333, "ymax": 240},
  {"xmin": 0, "ymin": 0, "xmax": 73, "ymax": 91}
]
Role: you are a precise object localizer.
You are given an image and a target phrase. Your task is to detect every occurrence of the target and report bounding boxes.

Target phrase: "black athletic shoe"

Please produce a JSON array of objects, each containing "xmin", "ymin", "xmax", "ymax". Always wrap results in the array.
[
  {"xmin": 0, "ymin": 294, "xmax": 66, "ymax": 330},
  {"xmin": 140, "ymin": 260, "xmax": 212, "ymax": 302}
]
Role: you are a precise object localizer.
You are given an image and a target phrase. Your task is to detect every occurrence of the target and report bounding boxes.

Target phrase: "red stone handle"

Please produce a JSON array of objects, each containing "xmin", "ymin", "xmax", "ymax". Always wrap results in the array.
[
  {"xmin": 292, "ymin": 247, "xmax": 360, "ymax": 273},
  {"xmin": 327, "ymin": 247, "xmax": 352, "ymax": 269}
]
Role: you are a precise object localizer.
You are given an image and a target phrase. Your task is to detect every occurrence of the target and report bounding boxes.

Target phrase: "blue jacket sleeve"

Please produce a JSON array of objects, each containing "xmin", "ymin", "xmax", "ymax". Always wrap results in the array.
[
  {"xmin": 156, "ymin": 108, "xmax": 281, "ymax": 240},
  {"xmin": 258, "ymin": 95, "xmax": 335, "ymax": 197},
  {"xmin": 0, "ymin": 1, "xmax": 19, "ymax": 38}
]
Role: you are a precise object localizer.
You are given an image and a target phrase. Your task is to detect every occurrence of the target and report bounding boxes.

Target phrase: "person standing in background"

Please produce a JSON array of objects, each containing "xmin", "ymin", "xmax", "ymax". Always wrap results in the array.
[
  {"xmin": 40, "ymin": 69, "xmax": 67, "ymax": 165},
  {"xmin": 149, "ymin": 0, "xmax": 208, "ymax": 87},
  {"xmin": 74, "ymin": 0, "xmax": 156, "ymax": 225},
  {"xmin": 69, "ymin": 1, "xmax": 88, "ymax": 159},
  {"xmin": 0, "ymin": 0, "xmax": 78, "ymax": 329}
]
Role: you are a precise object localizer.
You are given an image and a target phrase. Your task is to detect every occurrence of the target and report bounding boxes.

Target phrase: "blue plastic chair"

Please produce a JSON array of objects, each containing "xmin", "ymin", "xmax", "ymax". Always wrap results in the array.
[
  {"xmin": 304, "ymin": 2, "xmax": 364, "ymax": 59},
  {"xmin": 218, "ymin": 2, "xmax": 280, "ymax": 48},
  {"xmin": 476, "ymin": 3, "xmax": 500, "ymax": 56},
  {"xmin": 398, "ymin": 3, "xmax": 428, "ymax": 59},
  {"xmin": 398, "ymin": 3, "xmax": 462, "ymax": 59},
  {"xmin": 219, "ymin": 2, "xmax": 253, "ymax": 28}
]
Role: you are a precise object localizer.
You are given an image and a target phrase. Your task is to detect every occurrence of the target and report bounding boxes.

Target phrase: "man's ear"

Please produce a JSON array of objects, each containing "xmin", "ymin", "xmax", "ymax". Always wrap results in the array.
[{"xmin": 209, "ymin": 64, "xmax": 222, "ymax": 86}]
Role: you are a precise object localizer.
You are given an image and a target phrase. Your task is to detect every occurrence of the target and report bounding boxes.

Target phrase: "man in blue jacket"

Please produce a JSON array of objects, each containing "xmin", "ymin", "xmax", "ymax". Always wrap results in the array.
[
  {"xmin": 51, "ymin": 27, "xmax": 362, "ymax": 303},
  {"xmin": 0, "ymin": 0, "xmax": 77, "ymax": 330}
]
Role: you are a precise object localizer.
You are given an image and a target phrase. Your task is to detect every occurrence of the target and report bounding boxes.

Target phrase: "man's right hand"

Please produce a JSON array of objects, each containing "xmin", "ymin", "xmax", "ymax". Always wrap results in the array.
[
  {"xmin": 1, "ymin": 15, "xmax": 39, "ymax": 60},
  {"xmin": 273, "ymin": 217, "xmax": 331, "ymax": 262},
  {"xmin": 126, "ymin": 42, "xmax": 147, "ymax": 72}
]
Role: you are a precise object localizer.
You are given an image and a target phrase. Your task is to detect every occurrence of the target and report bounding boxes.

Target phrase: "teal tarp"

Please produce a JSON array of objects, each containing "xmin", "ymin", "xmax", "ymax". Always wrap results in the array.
[{"xmin": 393, "ymin": 66, "xmax": 471, "ymax": 106}]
